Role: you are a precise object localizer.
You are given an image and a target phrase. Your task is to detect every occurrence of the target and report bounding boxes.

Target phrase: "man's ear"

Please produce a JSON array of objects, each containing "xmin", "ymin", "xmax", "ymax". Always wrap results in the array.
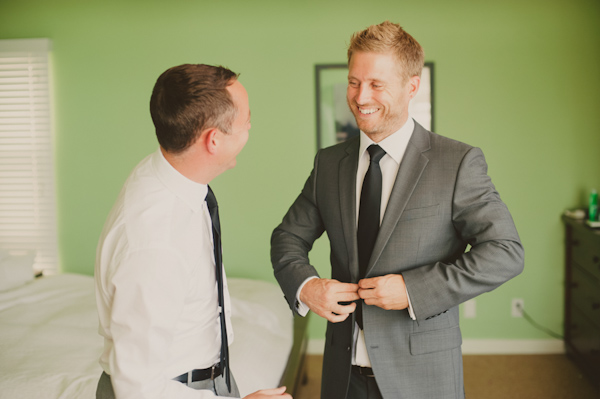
[
  {"xmin": 408, "ymin": 75, "xmax": 421, "ymax": 100},
  {"xmin": 202, "ymin": 128, "xmax": 220, "ymax": 155}
]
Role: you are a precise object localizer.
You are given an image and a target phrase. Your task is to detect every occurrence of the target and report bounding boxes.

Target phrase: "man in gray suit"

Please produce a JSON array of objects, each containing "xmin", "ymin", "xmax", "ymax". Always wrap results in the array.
[{"xmin": 271, "ymin": 21, "xmax": 524, "ymax": 399}]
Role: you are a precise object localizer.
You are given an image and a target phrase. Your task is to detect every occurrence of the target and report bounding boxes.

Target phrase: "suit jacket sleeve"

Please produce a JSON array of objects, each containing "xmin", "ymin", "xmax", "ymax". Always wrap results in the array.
[
  {"xmin": 271, "ymin": 151, "xmax": 325, "ymax": 313},
  {"xmin": 402, "ymin": 147, "xmax": 524, "ymax": 320}
]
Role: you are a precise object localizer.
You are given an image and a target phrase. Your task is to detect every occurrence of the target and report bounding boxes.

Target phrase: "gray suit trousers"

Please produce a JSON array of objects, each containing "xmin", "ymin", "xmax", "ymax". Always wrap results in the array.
[{"xmin": 347, "ymin": 368, "xmax": 383, "ymax": 399}]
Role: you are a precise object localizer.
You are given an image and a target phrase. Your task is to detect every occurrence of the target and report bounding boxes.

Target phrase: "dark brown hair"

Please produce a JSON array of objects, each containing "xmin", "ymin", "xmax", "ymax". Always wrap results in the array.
[{"xmin": 150, "ymin": 64, "xmax": 239, "ymax": 153}]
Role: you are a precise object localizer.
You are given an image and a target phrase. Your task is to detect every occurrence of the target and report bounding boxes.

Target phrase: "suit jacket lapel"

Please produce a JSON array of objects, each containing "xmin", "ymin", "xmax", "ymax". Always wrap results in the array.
[
  {"xmin": 338, "ymin": 138, "xmax": 360, "ymax": 283},
  {"xmin": 367, "ymin": 123, "xmax": 431, "ymax": 274}
]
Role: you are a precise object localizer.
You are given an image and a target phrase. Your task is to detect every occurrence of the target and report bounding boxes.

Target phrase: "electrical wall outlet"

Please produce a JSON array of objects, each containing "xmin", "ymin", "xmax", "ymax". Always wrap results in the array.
[
  {"xmin": 463, "ymin": 299, "xmax": 476, "ymax": 318},
  {"xmin": 511, "ymin": 298, "xmax": 524, "ymax": 317}
]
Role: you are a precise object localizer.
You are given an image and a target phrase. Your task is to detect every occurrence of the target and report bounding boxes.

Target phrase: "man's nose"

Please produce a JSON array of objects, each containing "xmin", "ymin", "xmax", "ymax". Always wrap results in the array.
[{"xmin": 355, "ymin": 85, "xmax": 371, "ymax": 105}]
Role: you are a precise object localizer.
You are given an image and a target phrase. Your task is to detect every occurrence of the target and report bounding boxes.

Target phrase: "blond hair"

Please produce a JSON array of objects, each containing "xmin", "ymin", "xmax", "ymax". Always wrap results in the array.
[{"xmin": 347, "ymin": 21, "xmax": 424, "ymax": 82}]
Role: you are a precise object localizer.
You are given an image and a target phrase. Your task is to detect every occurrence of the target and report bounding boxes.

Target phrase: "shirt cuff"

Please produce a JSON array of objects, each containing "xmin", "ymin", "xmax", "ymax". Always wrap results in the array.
[
  {"xmin": 295, "ymin": 276, "xmax": 319, "ymax": 317},
  {"xmin": 406, "ymin": 285, "xmax": 416, "ymax": 320}
]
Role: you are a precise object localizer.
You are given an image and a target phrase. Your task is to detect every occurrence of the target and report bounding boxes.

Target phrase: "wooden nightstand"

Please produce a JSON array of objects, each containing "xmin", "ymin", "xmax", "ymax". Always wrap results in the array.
[{"xmin": 563, "ymin": 216, "xmax": 600, "ymax": 391}]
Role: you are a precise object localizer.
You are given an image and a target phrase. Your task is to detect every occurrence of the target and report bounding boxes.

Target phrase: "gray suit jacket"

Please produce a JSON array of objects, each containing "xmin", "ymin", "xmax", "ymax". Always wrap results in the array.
[{"xmin": 271, "ymin": 122, "xmax": 524, "ymax": 399}]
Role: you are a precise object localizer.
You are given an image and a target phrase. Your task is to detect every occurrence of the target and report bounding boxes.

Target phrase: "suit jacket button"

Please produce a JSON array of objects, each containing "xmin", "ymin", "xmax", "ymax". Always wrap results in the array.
[{"xmin": 347, "ymin": 346, "xmax": 351, "ymax": 351}]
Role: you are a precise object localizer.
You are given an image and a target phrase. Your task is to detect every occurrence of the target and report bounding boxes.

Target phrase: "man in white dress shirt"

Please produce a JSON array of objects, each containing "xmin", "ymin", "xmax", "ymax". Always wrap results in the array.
[{"xmin": 95, "ymin": 64, "xmax": 292, "ymax": 399}]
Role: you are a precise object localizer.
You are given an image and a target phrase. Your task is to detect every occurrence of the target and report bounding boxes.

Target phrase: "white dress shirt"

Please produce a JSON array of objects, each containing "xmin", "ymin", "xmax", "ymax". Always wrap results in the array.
[
  {"xmin": 296, "ymin": 118, "xmax": 416, "ymax": 367},
  {"xmin": 95, "ymin": 148, "xmax": 233, "ymax": 399},
  {"xmin": 353, "ymin": 117, "xmax": 415, "ymax": 367}
]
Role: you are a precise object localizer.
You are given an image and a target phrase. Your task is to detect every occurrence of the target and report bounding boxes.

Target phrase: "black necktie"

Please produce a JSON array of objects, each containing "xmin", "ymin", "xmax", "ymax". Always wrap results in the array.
[
  {"xmin": 205, "ymin": 186, "xmax": 231, "ymax": 392},
  {"xmin": 356, "ymin": 145, "xmax": 386, "ymax": 329}
]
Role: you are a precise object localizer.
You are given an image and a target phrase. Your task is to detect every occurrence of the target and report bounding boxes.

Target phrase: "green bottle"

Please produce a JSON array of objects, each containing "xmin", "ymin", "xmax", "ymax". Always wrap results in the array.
[{"xmin": 590, "ymin": 189, "xmax": 598, "ymax": 222}]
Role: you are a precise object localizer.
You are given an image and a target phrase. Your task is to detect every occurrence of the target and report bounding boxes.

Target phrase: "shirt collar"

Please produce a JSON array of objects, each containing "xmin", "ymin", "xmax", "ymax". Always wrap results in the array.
[
  {"xmin": 151, "ymin": 148, "xmax": 207, "ymax": 213},
  {"xmin": 359, "ymin": 117, "xmax": 415, "ymax": 164}
]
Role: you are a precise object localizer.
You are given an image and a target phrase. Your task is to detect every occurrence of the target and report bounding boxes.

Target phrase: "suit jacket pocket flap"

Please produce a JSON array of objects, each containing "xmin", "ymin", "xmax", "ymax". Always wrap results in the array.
[
  {"xmin": 410, "ymin": 326, "xmax": 462, "ymax": 355},
  {"xmin": 399, "ymin": 204, "xmax": 439, "ymax": 222}
]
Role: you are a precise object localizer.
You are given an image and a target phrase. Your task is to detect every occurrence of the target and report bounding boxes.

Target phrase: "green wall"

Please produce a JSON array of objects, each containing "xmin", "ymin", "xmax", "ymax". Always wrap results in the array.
[{"xmin": 2, "ymin": 0, "xmax": 599, "ymax": 341}]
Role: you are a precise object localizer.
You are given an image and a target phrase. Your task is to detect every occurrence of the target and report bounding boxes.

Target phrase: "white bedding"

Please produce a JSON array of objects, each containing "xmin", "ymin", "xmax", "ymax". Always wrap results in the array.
[{"xmin": 0, "ymin": 274, "xmax": 293, "ymax": 398}]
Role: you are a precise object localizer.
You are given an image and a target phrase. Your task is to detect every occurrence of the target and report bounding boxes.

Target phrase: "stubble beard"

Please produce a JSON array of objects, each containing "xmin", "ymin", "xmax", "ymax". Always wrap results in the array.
[{"xmin": 351, "ymin": 105, "xmax": 405, "ymax": 141}]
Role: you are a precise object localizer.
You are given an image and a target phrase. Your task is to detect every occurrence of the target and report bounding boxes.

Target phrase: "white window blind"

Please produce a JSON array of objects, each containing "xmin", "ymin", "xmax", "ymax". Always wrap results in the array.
[{"xmin": 0, "ymin": 38, "xmax": 58, "ymax": 275}]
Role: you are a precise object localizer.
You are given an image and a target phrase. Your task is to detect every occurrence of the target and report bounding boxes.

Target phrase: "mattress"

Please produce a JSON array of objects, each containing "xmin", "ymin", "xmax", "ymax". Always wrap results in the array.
[{"xmin": 0, "ymin": 273, "xmax": 293, "ymax": 398}]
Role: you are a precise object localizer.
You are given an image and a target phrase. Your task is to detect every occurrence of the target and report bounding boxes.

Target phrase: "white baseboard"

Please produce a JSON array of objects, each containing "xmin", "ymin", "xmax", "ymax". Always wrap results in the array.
[
  {"xmin": 307, "ymin": 338, "xmax": 564, "ymax": 355},
  {"xmin": 461, "ymin": 339, "xmax": 564, "ymax": 354}
]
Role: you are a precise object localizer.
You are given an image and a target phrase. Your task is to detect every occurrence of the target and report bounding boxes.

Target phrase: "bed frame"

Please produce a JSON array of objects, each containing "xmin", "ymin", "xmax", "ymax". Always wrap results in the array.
[{"xmin": 279, "ymin": 313, "xmax": 311, "ymax": 395}]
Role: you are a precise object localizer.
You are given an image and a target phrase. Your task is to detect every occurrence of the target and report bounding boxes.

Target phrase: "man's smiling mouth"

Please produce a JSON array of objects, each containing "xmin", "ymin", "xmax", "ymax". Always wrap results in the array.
[{"xmin": 358, "ymin": 106, "xmax": 379, "ymax": 115}]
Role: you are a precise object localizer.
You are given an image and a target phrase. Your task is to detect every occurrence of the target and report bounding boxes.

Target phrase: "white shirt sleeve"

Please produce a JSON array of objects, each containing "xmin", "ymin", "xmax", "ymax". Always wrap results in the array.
[
  {"xmin": 295, "ymin": 276, "xmax": 319, "ymax": 317},
  {"xmin": 108, "ymin": 248, "xmax": 227, "ymax": 399}
]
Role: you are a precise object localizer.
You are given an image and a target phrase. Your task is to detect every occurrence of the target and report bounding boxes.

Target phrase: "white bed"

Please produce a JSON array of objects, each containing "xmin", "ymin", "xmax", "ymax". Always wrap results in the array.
[{"xmin": 0, "ymin": 273, "xmax": 308, "ymax": 399}]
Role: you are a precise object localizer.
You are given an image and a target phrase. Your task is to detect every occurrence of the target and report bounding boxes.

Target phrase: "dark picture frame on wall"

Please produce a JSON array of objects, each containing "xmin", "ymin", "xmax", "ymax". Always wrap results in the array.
[{"xmin": 314, "ymin": 62, "xmax": 434, "ymax": 150}]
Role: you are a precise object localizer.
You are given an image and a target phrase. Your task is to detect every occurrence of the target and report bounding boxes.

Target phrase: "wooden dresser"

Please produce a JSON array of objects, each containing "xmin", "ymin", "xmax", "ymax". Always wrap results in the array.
[{"xmin": 563, "ymin": 216, "xmax": 600, "ymax": 390}]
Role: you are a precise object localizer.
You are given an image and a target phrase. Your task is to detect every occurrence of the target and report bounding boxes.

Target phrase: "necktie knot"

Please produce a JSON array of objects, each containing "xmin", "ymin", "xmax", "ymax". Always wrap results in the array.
[{"xmin": 367, "ymin": 145, "xmax": 386, "ymax": 164}]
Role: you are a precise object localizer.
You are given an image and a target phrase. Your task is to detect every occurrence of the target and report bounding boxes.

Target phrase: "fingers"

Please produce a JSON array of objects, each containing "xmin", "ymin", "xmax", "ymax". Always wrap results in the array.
[
  {"xmin": 357, "ymin": 276, "xmax": 381, "ymax": 300},
  {"xmin": 259, "ymin": 386, "xmax": 286, "ymax": 394},
  {"xmin": 305, "ymin": 275, "xmax": 407, "ymax": 317},
  {"xmin": 358, "ymin": 288, "xmax": 374, "ymax": 300},
  {"xmin": 333, "ymin": 300, "xmax": 357, "ymax": 315},
  {"xmin": 357, "ymin": 274, "xmax": 408, "ymax": 310},
  {"xmin": 325, "ymin": 311, "xmax": 351, "ymax": 323},
  {"xmin": 323, "ymin": 301, "xmax": 356, "ymax": 322},
  {"xmin": 245, "ymin": 386, "xmax": 293, "ymax": 398},
  {"xmin": 256, "ymin": 386, "xmax": 287, "ymax": 395},
  {"xmin": 301, "ymin": 278, "xmax": 348, "ymax": 303},
  {"xmin": 336, "ymin": 281, "xmax": 360, "ymax": 292},
  {"xmin": 337, "ymin": 291, "xmax": 361, "ymax": 302},
  {"xmin": 301, "ymin": 278, "xmax": 359, "ymax": 323},
  {"xmin": 358, "ymin": 276, "xmax": 380, "ymax": 289}
]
